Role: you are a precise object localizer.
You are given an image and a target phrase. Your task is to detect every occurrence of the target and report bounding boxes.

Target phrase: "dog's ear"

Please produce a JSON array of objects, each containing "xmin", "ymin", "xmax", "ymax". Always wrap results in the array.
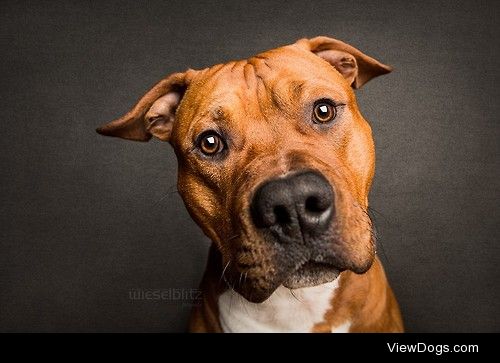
[
  {"xmin": 297, "ymin": 36, "xmax": 392, "ymax": 89},
  {"xmin": 96, "ymin": 71, "xmax": 192, "ymax": 142}
]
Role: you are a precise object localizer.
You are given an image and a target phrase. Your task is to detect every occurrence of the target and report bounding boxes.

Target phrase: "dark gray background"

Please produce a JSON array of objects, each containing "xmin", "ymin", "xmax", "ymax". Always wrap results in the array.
[{"xmin": 0, "ymin": 0, "xmax": 498, "ymax": 332}]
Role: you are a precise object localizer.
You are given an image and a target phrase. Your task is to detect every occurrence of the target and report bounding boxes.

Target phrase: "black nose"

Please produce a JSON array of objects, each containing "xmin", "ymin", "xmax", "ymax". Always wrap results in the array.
[{"xmin": 250, "ymin": 171, "xmax": 334, "ymax": 239}]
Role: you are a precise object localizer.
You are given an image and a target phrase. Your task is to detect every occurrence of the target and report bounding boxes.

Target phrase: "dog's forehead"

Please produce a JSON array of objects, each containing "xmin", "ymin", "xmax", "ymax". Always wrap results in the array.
[
  {"xmin": 201, "ymin": 44, "xmax": 344, "ymax": 91},
  {"xmin": 251, "ymin": 44, "xmax": 334, "ymax": 75},
  {"xmin": 177, "ymin": 45, "xmax": 348, "ymax": 123}
]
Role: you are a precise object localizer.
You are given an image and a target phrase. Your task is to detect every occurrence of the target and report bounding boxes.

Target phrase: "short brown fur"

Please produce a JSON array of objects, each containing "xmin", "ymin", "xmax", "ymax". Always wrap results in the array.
[{"xmin": 97, "ymin": 36, "xmax": 403, "ymax": 333}]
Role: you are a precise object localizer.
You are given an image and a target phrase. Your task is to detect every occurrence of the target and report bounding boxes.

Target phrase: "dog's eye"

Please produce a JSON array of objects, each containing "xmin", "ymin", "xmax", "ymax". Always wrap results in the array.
[
  {"xmin": 313, "ymin": 101, "xmax": 337, "ymax": 124},
  {"xmin": 198, "ymin": 132, "xmax": 225, "ymax": 156}
]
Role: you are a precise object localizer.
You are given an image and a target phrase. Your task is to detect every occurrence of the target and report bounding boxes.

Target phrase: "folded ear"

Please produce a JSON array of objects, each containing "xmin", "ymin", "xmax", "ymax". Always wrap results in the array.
[
  {"xmin": 296, "ymin": 36, "xmax": 392, "ymax": 89},
  {"xmin": 96, "ymin": 72, "xmax": 190, "ymax": 142}
]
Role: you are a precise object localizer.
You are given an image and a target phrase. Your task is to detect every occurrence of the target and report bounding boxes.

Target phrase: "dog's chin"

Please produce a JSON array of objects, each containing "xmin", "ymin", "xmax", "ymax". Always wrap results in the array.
[
  {"xmin": 282, "ymin": 261, "xmax": 340, "ymax": 289},
  {"xmin": 235, "ymin": 262, "xmax": 341, "ymax": 303}
]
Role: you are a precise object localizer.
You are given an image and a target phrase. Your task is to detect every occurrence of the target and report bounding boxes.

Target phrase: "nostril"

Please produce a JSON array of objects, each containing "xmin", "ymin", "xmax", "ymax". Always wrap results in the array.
[
  {"xmin": 274, "ymin": 205, "xmax": 291, "ymax": 225},
  {"xmin": 305, "ymin": 196, "xmax": 329, "ymax": 213}
]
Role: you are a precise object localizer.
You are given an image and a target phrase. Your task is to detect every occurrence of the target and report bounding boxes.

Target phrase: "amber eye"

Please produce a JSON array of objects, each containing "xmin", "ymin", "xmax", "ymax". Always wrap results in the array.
[
  {"xmin": 198, "ymin": 132, "xmax": 224, "ymax": 156},
  {"xmin": 313, "ymin": 101, "xmax": 337, "ymax": 123}
]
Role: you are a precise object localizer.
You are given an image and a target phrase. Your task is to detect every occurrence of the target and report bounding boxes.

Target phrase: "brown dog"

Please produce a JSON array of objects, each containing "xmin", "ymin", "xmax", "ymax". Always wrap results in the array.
[{"xmin": 97, "ymin": 36, "xmax": 403, "ymax": 332}]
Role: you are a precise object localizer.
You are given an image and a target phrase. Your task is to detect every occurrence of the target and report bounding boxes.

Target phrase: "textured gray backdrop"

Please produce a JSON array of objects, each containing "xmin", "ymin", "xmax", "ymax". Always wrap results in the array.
[{"xmin": 0, "ymin": 0, "xmax": 498, "ymax": 332}]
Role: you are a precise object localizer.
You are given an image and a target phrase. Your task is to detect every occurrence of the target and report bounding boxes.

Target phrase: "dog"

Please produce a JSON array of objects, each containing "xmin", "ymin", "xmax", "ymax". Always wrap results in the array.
[{"xmin": 97, "ymin": 36, "xmax": 404, "ymax": 332}]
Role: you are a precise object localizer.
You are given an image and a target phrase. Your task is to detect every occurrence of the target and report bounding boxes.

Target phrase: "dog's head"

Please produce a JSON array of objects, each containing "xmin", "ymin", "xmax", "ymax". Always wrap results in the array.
[{"xmin": 97, "ymin": 36, "xmax": 391, "ymax": 303}]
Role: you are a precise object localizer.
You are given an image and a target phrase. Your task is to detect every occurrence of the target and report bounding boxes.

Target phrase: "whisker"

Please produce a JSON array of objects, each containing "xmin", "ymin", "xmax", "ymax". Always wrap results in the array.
[
  {"xmin": 145, "ymin": 184, "xmax": 179, "ymax": 211},
  {"xmin": 220, "ymin": 260, "xmax": 231, "ymax": 282},
  {"xmin": 366, "ymin": 206, "xmax": 390, "ymax": 264},
  {"xmin": 352, "ymin": 201, "xmax": 391, "ymax": 265},
  {"xmin": 289, "ymin": 288, "xmax": 300, "ymax": 302},
  {"xmin": 220, "ymin": 260, "xmax": 237, "ymax": 292},
  {"xmin": 367, "ymin": 206, "xmax": 389, "ymax": 223},
  {"xmin": 148, "ymin": 193, "xmax": 170, "ymax": 208}
]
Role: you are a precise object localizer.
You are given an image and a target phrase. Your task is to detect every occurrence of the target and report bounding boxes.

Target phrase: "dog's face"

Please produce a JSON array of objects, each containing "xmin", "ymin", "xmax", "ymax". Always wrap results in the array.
[{"xmin": 97, "ymin": 37, "xmax": 391, "ymax": 303}]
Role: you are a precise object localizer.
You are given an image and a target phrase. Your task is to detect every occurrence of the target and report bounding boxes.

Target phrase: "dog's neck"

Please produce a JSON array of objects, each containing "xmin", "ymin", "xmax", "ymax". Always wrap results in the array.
[{"xmin": 217, "ymin": 277, "xmax": 351, "ymax": 333}]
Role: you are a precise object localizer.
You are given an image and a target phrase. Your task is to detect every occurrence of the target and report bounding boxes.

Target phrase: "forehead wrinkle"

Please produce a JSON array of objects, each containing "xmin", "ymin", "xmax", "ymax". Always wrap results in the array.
[
  {"xmin": 253, "ymin": 47, "xmax": 350, "ymax": 102},
  {"xmin": 264, "ymin": 77, "xmax": 305, "ymax": 116},
  {"xmin": 210, "ymin": 102, "xmax": 251, "ymax": 153},
  {"xmin": 180, "ymin": 94, "xmax": 229, "ymax": 142},
  {"xmin": 243, "ymin": 62, "xmax": 258, "ymax": 90},
  {"xmin": 211, "ymin": 105, "xmax": 226, "ymax": 120},
  {"xmin": 289, "ymin": 80, "xmax": 306, "ymax": 100},
  {"xmin": 249, "ymin": 57, "xmax": 307, "ymax": 115},
  {"xmin": 209, "ymin": 105, "xmax": 235, "ymax": 130},
  {"xmin": 191, "ymin": 103, "xmax": 232, "ymax": 129},
  {"xmin": 270, "ymin": 86, "xmax": 291, "ymax": 113},
  {"xmin": 223, "ymin": 60, "xmax": 267, "ymax": 123},
  {"xmin": 251, "ymin": 55, "xmax": 272, "ymax": 70}
]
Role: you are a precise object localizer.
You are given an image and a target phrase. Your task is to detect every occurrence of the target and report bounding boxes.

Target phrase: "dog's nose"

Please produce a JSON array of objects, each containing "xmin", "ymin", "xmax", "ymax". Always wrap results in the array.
[{"xmin": 250, "ymin": 171, "xmax": 334, "ymax": 238}]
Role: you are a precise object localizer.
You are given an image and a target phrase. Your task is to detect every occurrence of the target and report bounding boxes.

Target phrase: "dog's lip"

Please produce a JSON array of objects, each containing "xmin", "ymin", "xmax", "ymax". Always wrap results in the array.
[
  {"xmin": 282, "ymin": 260, "xmax": 341, "ymax": 289},
  {"xmin": 294, "ymin": 260, "xmax": 341, "ymax": 276},
  {"xmin": 298, "ymin": 260, "xmax": 338, "ymax": 270},
  {"xmin": 234, "ymin": 260, "xmax": 341, "ymax": 302}
]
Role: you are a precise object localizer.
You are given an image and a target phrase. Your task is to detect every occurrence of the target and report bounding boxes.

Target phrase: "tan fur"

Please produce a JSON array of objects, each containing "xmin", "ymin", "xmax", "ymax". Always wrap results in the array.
[{"xmin": 97, "ymin": 36, "xmax": 403, "ymax": 333}]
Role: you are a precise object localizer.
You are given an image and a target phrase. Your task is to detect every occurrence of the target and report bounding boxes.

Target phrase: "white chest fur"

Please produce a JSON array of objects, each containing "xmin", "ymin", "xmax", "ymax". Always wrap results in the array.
[{"xmin": 218, "ymin": 279, "xmax": 350, "ymax": 333}]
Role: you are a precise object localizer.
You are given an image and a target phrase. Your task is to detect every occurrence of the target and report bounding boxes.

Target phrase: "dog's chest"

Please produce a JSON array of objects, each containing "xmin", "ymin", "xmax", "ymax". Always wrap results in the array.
[{"xmin": 218, "ymin": 279, "xmax": 350, "ymax": 333}]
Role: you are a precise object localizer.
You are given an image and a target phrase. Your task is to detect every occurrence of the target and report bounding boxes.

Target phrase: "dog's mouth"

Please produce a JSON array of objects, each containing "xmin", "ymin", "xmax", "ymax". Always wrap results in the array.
[
  {"xmin": 282, "ymin": 260, "xmax": 341, "ymax": 289},
  {"xmin": 231, "ymin": 256, "xmax": 342, "ymax": 303}
]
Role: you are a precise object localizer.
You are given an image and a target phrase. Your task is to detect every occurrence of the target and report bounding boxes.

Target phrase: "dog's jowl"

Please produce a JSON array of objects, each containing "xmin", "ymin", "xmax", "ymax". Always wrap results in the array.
[{"xmin": 97, "ymin": 36, "xmax": 404, "ymax": 332}]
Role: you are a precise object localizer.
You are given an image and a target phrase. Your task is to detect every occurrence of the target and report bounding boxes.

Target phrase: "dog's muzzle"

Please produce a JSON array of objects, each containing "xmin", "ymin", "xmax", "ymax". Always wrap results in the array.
[{"xmin": 248, "ymin": 170, "xmax": 340, "ymax": 290}]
